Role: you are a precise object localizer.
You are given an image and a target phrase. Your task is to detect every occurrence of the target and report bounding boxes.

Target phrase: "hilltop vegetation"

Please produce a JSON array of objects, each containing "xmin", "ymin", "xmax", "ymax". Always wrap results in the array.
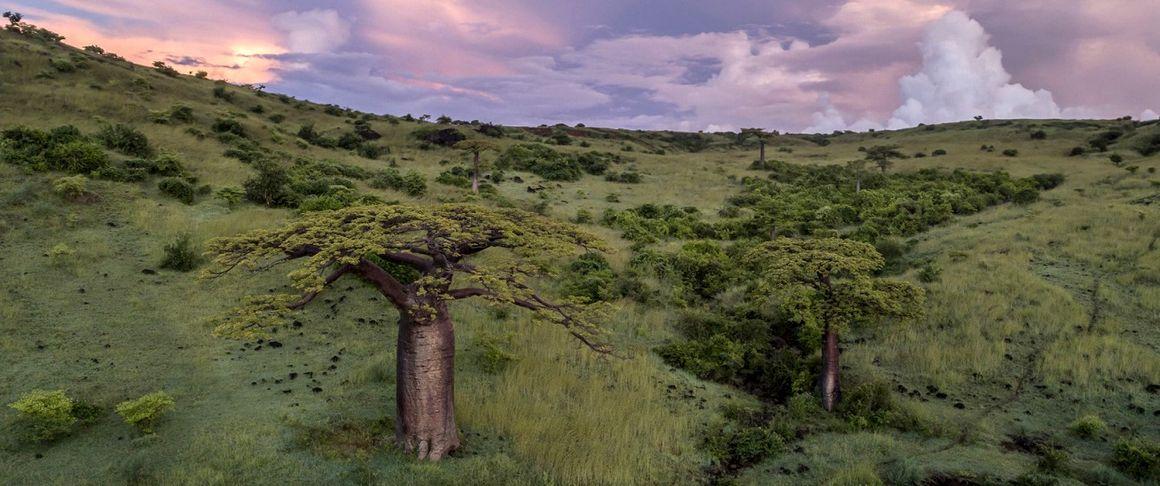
[{"xmin": 1, "ymin": 19, "xmax": 1158, "ymax": 485}]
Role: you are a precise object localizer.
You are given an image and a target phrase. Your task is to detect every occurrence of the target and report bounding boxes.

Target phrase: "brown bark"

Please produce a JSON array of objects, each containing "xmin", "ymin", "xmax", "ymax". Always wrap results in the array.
[
  {"xmin": 471, "ymin": 152, "xmax": 480, "ymax": 194},
  {"xmin": 759, "ymin": 139, "xmax": 765, "ymax": 164},
  {"xmin": 395, "ymin": 302, "xmax": 460, "ymax": 461},
  {"xmin": 820, "ymin": 323, "xmax": 841, "ymax": 411}
]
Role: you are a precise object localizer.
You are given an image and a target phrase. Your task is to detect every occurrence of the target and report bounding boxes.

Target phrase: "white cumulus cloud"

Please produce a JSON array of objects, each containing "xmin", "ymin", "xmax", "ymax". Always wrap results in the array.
[
  {"xmin": 272, "ymin": 9, "xmax": 350, "ymax": 54},
  {"xmin": 885, "ymin": 10, "xmax": 1062, "ymax": 128}
]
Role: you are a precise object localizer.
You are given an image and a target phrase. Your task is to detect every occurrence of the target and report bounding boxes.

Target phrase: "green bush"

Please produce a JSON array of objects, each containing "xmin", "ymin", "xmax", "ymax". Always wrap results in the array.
[
  {"xmin": 7, "ymin": 389, "xmax": 77, "ymax": 441},
  {"xmin": 703, "ymin": 410, "xmax": 786, "ymax": 472},
  {"xmin": 211, "ymin": 118, "xmax": 246, "ymax": 137},
  {"xmin": 96, "ymin": 124, "xmax": 153, "ymax": 157},
  {"xmin": 368, "ymin": 169, "xmax": 426, "ymax": 197},
  {"xmin": 244, "ymin": 160, "xmax": 294, "ymax": 207},
  {"xmin": 1030, "ymin": 130, "xmax": 1047, "ymax": 140},
  {"xmin": 561, "ymin": 253, "xmax": 619, "ymax": 303},
  {"xmin": 215, "ymin": 187, "xmax": 244, "ymax": 208},
  {"xmin": 1002, "ymin": 148, "xmax": 1019, "ymax": 157},
  {"xmin": 932, "ymin": 149, "xmax": 947, "ymax": 156},
  {"xmin": 49, "ymin": 58, "xmax": 76, "ymax": 72},
  {"xmin": 158, "ymin": 177, "xmax": 195, "ymax": 204},
  {"xmin": 212, "ymin": 85, "xmax": 234, "ymax": 102},
  {"xmin": 1111, "ymin": 439, "xmax": 1159, "ymax": 480},
  {"xmin": 474, "ymin": 334, "xmax": 518, "ymax": 374},
  {"xmin": 48, "ymin": 140, "xmax": 109, "ymax": 173},
  {"xmin": 657, "ymin": 334, "xmax": 746, "ymax": 382},
  {"xmin": 52, "ymin": 175, "xmax": 92, "ymax": 200},
  {"xmin": 115, "ymin": 391, "xmax": 175, "ymax": 433},
  {"xmin": 160, "ymin": 234, "xmax": 202, "ymax": 271},
  {"xmin": 152, "ymin": 61, "xmax": 178, "ymax": 77},
  {"xmin": 574, "ymin": 208, "xmax": 593, "ymax": 224},
  {"xmin": 1068, "ymin": 414, "xmax": 1105, "ymax": 439},
  {"xmin": 1109, "ymin": 153, "xmax": 1124, "ymax": 165},
  {"xmin": 170, "ymin": 105, "xmax": 194, "ymax": 123},
  {"xmin": 495, "ymin": 143, "xmax": 583, "ymax": 181},
  {"xmin": 605, "ymin": 171, "xmax": 642, "ymax": 183}
]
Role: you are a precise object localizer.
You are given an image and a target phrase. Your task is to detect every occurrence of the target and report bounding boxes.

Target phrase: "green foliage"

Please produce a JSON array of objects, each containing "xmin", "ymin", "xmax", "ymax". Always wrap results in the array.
[
  {"xmin": 211, "ymin": 118, "xmax": 246, "ymax": 138},
  {"xmin": 368, "ymin": 168, "xmax": 427, "ymax": 197},
  {"xmin": 1130, "ymin": 132, "xmax": 1160, "ymax": 156},
  {"xmin": 600, "ymin": 204, "xmax": 717, "ymax": 243},
  {"xmin": 215, "ymin": 186, "xmax": 244, "ymax": 208},
  {"xmin": 49, "ymin": 57, "xmax": 76, "ymax": 72},
  {"xmin": 411, "ymin": 126, "xmax": 466, "ymax": 147},
  {"xmin": 657, "ymin": 334, "xmax": 746, "ymax": 382},
  {"xmin": 7, "ymin": 389, "xmax": 77, "ymax": 441},
  {"xmin": 732, "ymin": 161, "xmax": 1048, "ymax": 241},
  {"xmin": 212, "ymin": 85, "xmax": 235, "ymax": 102},
  {"xmin": 48, "ymin": 140, "xmax": 109, "ymax": 173},
  {"xmin": 703, "ymin": 406, "xmax": 786, "ymax": 472},
  {"xmin": 115, "ymin": 391, "xmax": 175, "ymax": 433},
  {"xmin": 52, "ymin": 175, "xmax": 92, "ymax": 201},
  {"xmin": 1068, "ymin": 414, "xmax": 1105, "ymax": 439},
  {"xmin": 496, "ymin": 143, "xmax": 582, "ymax": 181},
  {"xmin": 560, "ymin": 253, "xmax": 619, "ymax": 303},
  {"xmin": 473, "ymin": 333, "xmax": 518, "ymax": 374},
  {"xmin": 160, "ymin": 234, "xmax": 203, "ymax": 271},
  {"xmin": 435, "ymin": 166, "xmax": 474, "ymax": 188},
  {"xmin": 152, "ymin": 61, "xmax": 179, "ymax": 77},
  {"xmin": 170, "ymin": 104, "xmax": 194, "ymax": 123},
  {"xmin": 1002, "ymin": 148, "xmax": 1019, "ymax": 157},
  {"xmin": 604, "ymin": 171, "xmax": 642, "ymax": 183},
  {"xmin": 1030, "ymin": 130, "xmax": 1047, "ymax": 140},
  {"xmin": 1111, "ymin": 439, "xmax": 1159, "ymax": 480},
  {"xmin": 96, "ymin": 123, "xmax": 153, "ymax": 157},
  {"xmin": 158, "ymin": 177, "xmax": 195, "ymax": 204},
  {"xmin": 243, "ymin": 160, "xmax": 295, "ymax": 207}
]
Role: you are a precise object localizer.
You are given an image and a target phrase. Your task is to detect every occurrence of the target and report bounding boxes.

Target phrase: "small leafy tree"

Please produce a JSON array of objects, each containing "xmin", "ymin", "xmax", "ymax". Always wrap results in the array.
[
  {"xmin": 744, "ymin": 238, "xmax": 924, "ymax": 411},
  {"xmin": 8, "ymin": 389, "xmax": 76, "ymax": 441},
  {"xmin": 115, "ymin": 391, "xmax": 174, "ymax": 433},
  {"xmin": 203, "ymin": 204, "xmax": 612, "ymax": 460},
  {"xmin": 452, "ymin": 140, "xmax": 499, "ymax": 194},
  {"xmin": 864, "ymin": 145, "xmax": 906, "ymax": 173},
  {"xmin": 215, "ymin": 187, "xmax": 244, "ymax": 209}
]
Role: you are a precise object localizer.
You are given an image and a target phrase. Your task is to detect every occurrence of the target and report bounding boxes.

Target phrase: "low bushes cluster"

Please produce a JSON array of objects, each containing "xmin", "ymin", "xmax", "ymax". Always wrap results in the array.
[
  {"xmin": 96, "ymin": 123, "xmax": 153, "ymax": 157},
  {"xmin": 1, "ymin": 125, "xmax": 109, "ymax": 173},
  {"xmin": 411, "ymin": 126, "xmax": 466, "ymax": 148},
  {"xmin": 6, "ymin": 389, "xmax": 101, "ymax": 441},
  {"xmin": 495, "ymin": 143, "xmax": 623, "ymax": 182},
  {"xmin": 160, "ymin": 234, "xmax": 203, "ymax": 271},
  {"xmin": 368, "ymin": 168, "xmax": 427, "ymax": 197}
]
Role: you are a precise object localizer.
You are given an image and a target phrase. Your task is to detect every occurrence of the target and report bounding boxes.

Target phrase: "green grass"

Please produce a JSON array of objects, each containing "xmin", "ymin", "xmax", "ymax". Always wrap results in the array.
[{"xmin": 2, "ymin": 27, "xmax": 1158, "ymax": 485}]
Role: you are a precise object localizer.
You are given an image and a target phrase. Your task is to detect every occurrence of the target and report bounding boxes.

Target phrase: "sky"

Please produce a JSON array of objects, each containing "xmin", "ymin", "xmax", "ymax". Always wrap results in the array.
[{"xmin": 11, "ymin": 0, "xmax": 1160, "ymax": 132}]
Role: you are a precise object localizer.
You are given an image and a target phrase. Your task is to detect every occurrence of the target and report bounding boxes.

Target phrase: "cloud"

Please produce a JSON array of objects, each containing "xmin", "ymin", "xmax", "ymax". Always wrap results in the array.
[
  {"xmin": 272, "ymin": 9, "xmax": 351, "ymax": 54},
  {"xmin": 884, "ymin": 11, "xmax": 1061, "ymax": 128},
  {"xmin": 1142, "ymin": 109, "xmax": 1159, "ymax": 121}
]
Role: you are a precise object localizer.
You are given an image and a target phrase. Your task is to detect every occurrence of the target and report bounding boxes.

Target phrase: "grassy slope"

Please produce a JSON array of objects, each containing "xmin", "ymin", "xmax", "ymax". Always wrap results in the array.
[{"xmin": 1, "ymin": 30, "xmax": 1157, "ymax": 485}]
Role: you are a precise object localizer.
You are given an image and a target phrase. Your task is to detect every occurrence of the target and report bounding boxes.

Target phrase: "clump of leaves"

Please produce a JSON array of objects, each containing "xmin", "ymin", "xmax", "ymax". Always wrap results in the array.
[
  {"xmin": 1068, "ymin": 414, "xmax": 1105, "ymax": 439},
  {"xmin": 474, "ymin": 333, "xmax": 518, "ymax": 374},
  {"xmin": 160, "ymin": 234, "xmax": 203, "ymax": 272},
  {"xmin": 1111, "ymin": 439, "xmax": 1159, "ymax": 481},
  {"xmin": 158, "ymin": 177, "xmax": 195, "ymax": 204},
  {"xmin": 7, "ymin": 390, "xmax": 77, "ymax": 441},
  {"xmin": 52, "ymin": 175, "xmax": 96, "ymax": 202},
  {"xmin": 47, "ymin": 243, "xmax": 76, "ymax": 267},
  {"xmin": 96, "ymin": 123, "xmax": 153, "ymax": 157},
  {"xmin": 115, "ymin": 391, "xmax": 175, "ymax": 433}
]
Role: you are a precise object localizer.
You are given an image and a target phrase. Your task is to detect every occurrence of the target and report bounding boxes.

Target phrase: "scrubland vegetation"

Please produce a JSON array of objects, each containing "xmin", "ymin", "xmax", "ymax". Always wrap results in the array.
[{"xmin": 1, "ymin": 18, "xmax": 1157, "ymax": 485}]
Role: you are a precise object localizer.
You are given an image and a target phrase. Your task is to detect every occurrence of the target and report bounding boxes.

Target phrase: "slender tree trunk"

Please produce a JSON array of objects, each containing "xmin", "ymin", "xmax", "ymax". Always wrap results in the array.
[
  {"xmin": 471, "ymin": 152, "xmax": 480, "ymax": 194},
  {"xmin": 820, "ymin": 323, "xmax": 841, "ymax": 411},
  {"xmin": 759, "ymin": 140, "xmax": 766, "ymax": 164},
  {"xmin": 395, "ymin": 303, "xmax": 459, "ymax": 460},
  {"xmin": 855, "ymin": 175, "xmax": 861, "ymax": 193}
]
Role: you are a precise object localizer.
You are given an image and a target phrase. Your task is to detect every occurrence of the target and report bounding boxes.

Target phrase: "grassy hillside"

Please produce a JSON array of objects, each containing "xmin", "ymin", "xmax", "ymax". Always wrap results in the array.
[{"xmin": 1, "ymin": 24, "xmax": 1158, "ymax": 485}]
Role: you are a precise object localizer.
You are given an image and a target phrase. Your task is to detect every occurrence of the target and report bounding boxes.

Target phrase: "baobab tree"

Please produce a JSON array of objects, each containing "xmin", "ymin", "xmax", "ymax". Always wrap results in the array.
[
  {"xmin": 744, "ymin": 238, "xmax": 923, "ymax": 411},
  {"xmin": 453, "ymin": 140, "xmax": 499, "ymax": 194},
  {"xmin": 203, "ymin": 204, "xmax": 612, "ymax": 460}
]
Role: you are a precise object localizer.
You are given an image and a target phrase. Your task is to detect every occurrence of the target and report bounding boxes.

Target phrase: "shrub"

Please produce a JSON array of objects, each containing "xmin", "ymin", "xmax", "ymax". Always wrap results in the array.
[
  {"xmin": 48, "ymin": 140, "xmax": 109, "ymax": 173},
  {"xmin": 1068, "ymin": 146, "xmax": 1086, "ymax": 156},
  {"xmin": 411, "ymin": 126, "xmax": 465, "ymax": 147},
  {"xmin": 1068, "ymin": 414, "xmax": 1105, "ymax": 439},
  {"xmin": 160, "ymin": 234, "xmax": 202, "ymax": 271},
  {"xmin": 1031, "ymin": 173, "xmax": 1066, "ymax": 190},
  {"xmin": 703, "ymin": 413, "xmax": 786, "ymax": 472},
  {"xmin": 97, "ymin": 124, "xmax": 153, "ymax": 157},
  {"xmin": 211, "ymin": 118, "xmax": 245, "ymax": 137},
  {"xmin": 473, "ymin": 334, "xmax": 518, "ymax": 374},
  {"xmin": 7, "ymin": 390, "xmax": 77, "ymax": 441},
  {"xmin": 1111, "ymin": 439, "xmax": 1159, "ymax": 480},
  {"xmin": 49, "ymin": 58, "xmax": 76, "ymax": 72},
  {"xmin": 47, "ymin": 243, "xmax": 76, "ymax": 267},
  {"xmin": 476, "ymin": 123, "xmax": 504, "ymax": 137},
  {"xmin": 215, "ymin": 187, "xmax": 244, "ymax": 208},
  {"xmin": 1109, "ymin": 153, "xmax": 1124, "ymax": 165},
  {"xmin": 561, "ymin": 253, "xmax": 619, "ymax": 303},
  {"xmin": 656, "ymin": 334, "xmax": 746, "ymax": 382},
  {"xmin": 917, "ymin": 262, "xmax": 941, "ymax": 283},
  {"xmin": 115, "ymin": 391, "xmax": 175, "ymax": 433},
  {"xmin": 52, "ymin": 175, "xmax": 93, "ymax": 201},
  {"xmin": 212, "ymin": 85, "xmax": 234, "ymax": 102},
  {"xmin": 268, "ymin": 113, "xmax": 285, "ymax": 124},
  {"xmin": 1030, "ymin": 130, "xmax": 1047, "ymax": 140},
  {"xmin": 574, "ymin": 209, "xmax": 593, "ymax": 224},
  {"xmin": 158, "ymin": 177, "xmax": 195, "ymax": 204},
  {"xmin": 368, "ymin": 169, "xmax": 426, "ymax": 197},
  {"xmin": 495, "ymin": 143, "xmax": 584, "ymax": 181},
  {"xmin": 1002, "ymin": 149, "xmax": 1019, "ymax": 157},
  {"xmin": 931, "ymin": 149, "xmax": 947, "ymax": 156},
  {"xmin": 605, "ymin": 171, "xmax": 642, "ymax": 183},
  {"xmin": 152, "ymin": 61, "xmax": 178, "ymax": 77},
  {"xmin": 244, "ymin": 160, "xmax": 294, "ymax": 207},
  {"xmin": 170, "ymin": 105, "xmax": 194, "ymax": 123},
  {"xmin": 1131, "ymin": 133, "xmax": 1160, "ymax": 156}
]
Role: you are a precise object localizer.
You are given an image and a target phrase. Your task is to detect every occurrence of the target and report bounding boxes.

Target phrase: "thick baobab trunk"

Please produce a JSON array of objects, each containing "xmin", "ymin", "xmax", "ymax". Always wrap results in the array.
[
  {"xmin": 820, "ymin": 323, "xmax": 841, "ymax": 411},
  {"xmin": 471, "ymin": 152, "xmax": 480, "ymax": 194},
  {"xmin": 395, "ymin": 304, "xmax": 459, "ymax": 461}
]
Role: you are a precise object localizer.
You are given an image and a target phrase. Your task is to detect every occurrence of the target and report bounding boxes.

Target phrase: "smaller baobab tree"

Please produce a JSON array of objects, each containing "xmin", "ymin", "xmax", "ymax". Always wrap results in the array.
[
  {"xmin": 744, "ymin": 238, "xmax": 923, "ymax": 411},
  {"xmin": 203, "ymin": 204, "xmax": 612, "ymax": 461},
  {"xmin": 453, "ymin": 140, "xmax": 499, "ymax": 194},
  {"xmin": 864, "ymin": 145, "xmax": 906, "ymax": 173}
]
